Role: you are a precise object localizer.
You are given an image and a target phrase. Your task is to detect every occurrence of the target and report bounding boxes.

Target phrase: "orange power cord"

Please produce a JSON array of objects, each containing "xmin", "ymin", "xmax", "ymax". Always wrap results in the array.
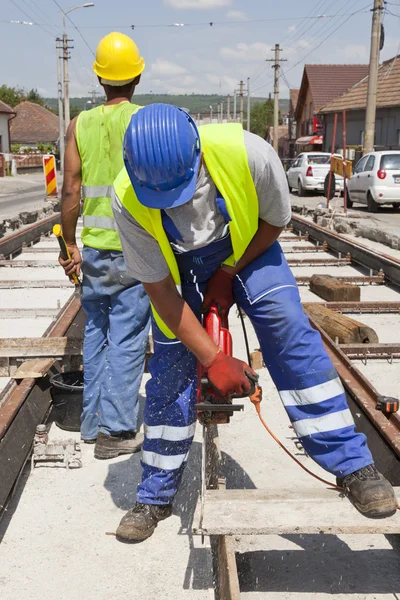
[{"xmin": 249, "ymin": 385, "xmax": 344, "ymax": 492}]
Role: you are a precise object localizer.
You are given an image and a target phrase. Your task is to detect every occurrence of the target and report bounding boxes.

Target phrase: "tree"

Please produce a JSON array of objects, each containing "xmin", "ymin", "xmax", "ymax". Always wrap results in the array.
[
  {"xmin": 248, "ymin": 99, "xmax": 282, "ymax": 140},
  {"xmin": 0, "ymin": 85, "xmax": 25, "ymax": 107},
  {"xmin": 26, "ymin": 88, "xmax": 45, "ymax": 106}
]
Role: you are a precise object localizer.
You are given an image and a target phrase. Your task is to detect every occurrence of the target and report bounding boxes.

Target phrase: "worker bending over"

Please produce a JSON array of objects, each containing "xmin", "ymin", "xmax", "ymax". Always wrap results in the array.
[
  {"xmin": 112, "ymin": 104, "xmax": 397, "ymax": 541},
  {"xmin": 59, "ymin": 33, "xmax": 150, "ymax": 459}
]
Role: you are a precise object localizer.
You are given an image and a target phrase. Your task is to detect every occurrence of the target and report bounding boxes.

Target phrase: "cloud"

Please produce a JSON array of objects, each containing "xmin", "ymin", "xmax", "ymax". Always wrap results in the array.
[
  {"xmin": 343, "ymin": 44, "xmax": 368, "ymax": 60},
  {"xmin": 205, "ymin": 73, "xmax": 236, "ymax": 90},
  {"xmin": 150, "ymin": 59, "xmax": 188, "ymax": 77},
  {"xmin": 225, "ymin": 10, "xmax": 247, "ymax": 21},
  {"xmin": 220, "ymin": 42, "xmax": 270, "ymax": 62},
  {"xmin": 164, "ymin": 0, "xmax": 231, "ymax": 8},
  {"xmin": 288, "ymin": 25, "xmax": 296, "ymax": 33}
]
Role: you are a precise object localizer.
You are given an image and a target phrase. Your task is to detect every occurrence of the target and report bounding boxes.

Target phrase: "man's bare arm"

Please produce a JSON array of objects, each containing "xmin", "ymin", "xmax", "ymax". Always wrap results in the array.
[
  {"xmin": 222, "ymin": 219, "xmax": 284, "ymax": 277},
  {"xmin": 143, "ymin": 275, "xmax": 219, "ymax": 366},
  {"xmin": 59, "ymin": 117, "xmax": 82, "ymax": 277}
]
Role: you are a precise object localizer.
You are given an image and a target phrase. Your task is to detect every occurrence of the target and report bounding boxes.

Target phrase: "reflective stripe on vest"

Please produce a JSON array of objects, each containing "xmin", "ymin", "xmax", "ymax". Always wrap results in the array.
[
  {"xmin": 82, "ymin": 215, "xmax": 118, "ymax": 230},
  {"xmin": 114, "ymin": 123, "xmax": 259, "ymax": 338},
  {"xmin": 82, "ymin": 185, "xmax": 113, "ymax": 198}
]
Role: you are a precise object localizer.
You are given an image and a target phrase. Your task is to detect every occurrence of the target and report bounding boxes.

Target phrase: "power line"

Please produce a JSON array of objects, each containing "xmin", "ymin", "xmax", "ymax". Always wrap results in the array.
[
  {"xmin": 51, "ymin": 0, "xmax": 94, "ymax": 55},
  {"xmin": 19, "ymin": 0, "xmax": 62, "ymax": 34},
  {"xmin": 8, "ymin": 0, "xmax": 54, "ymax": 37},
  {"xmin": 251, "ymin": 2, "xmax": 371, "ymax": 94}
]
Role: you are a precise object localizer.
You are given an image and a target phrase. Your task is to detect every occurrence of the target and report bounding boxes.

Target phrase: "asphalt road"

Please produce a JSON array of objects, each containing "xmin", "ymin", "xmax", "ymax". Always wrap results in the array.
[
  {"xmin": 0, "ymin": 174, "xmax": 57, "ymax": 221},
  {"xmin": 0, "ymin": 185, "xmax": 48, "ymax": 220}
]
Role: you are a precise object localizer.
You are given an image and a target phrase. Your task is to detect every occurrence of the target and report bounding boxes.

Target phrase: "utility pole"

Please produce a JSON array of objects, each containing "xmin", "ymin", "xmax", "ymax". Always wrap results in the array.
[
  {"xmin": 233, "ymin": 91, "xmax": 237, "ymax": 121},
  {"xmin": 227, "ymin": 94, "xmax": 231, "ymax": 122},
  {"xmin": 210, "ymin": 105, "xmax": 213, "ymax": 124},
  {"xmin": 364, "ymin": 0, "xmax": 384, "ymax": 154},
  {"xmin": 56, "ymin": 38, "xmax": 65, "ymax": 175},
  {"xmin": 238, "ymin": 80, "xmax": 244, "ymax": 125},
  {"xmin": 267, "ymin": 44, "xmax": 286, "ymax": 152},
  {"xmin": 62, "ymin": 33, "xmax": 73, "ymax": 132},
  {"xmin": 88, "ymin": 86, "xmax": 99, "ymax": 108},
  {"xmin": 247, "ymin": 77, "xmax": 250, "ymax": 131}
]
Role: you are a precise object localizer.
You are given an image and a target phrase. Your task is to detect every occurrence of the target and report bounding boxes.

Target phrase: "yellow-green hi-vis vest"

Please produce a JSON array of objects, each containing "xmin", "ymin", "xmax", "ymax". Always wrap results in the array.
[
  {"xmin": 114, "ymin": 123, "xmax": 259, "ymax": 338},
  {"xmin": 76, "ymin": 101, "xmax": 141, "ymax": 251}
]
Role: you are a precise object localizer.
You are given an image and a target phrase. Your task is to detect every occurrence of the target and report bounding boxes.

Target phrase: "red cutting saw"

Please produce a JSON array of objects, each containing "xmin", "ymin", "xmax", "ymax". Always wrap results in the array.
[{"xmin": 196, "ymin": 302, "xmax": 257, "ymax": 424}]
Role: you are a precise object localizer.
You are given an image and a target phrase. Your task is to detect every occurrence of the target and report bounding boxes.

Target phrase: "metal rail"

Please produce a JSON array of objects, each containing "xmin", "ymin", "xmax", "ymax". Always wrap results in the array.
[
  {"xmin": 0, "ymin": 213, "xmax": 60, "ymax": 259},
  {"xmin": 0, "ymin": 215, "xmax": 82, "ymax": 516},
  {"xmin": 291, "ymin": 214, "xmax": 400, "ymax": 287}
]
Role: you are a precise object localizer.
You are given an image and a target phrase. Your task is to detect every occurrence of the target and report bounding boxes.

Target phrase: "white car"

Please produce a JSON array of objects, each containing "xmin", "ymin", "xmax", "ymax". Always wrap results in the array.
[
  {"xmin": 347, "ymin": 151, "xmax": 400, "ymax": 212},
  {"xmin": 287, "ymin": 152, "xmax": 344, "ymax": 196}
]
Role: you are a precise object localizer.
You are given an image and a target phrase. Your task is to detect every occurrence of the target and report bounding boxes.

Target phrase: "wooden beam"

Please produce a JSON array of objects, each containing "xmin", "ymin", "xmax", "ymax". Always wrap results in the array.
[
  {"xmin": 193, "ymin": 488, "xmax": 400, "ymax": 536},
  {"xmin": 211, "ymin": 536, "xmax": 241, "ymax": 600},
  {"xmin": 310, "ymin": 274, "xmax": 360, "ymax": 302},
  {"xmin": 0, "ymin": 337, "xmax": 83, "ymax": 358},
  {"xmin": 12, "ymin": 358, "xmax": 56, "ymax": 379},
  {"xmin": 304, "ymin": 304, "xmax": 379, "ymax": 344}
]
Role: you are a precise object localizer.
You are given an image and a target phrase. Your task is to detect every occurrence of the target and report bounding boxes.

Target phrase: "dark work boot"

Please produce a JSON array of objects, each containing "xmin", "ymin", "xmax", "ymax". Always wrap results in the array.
[
  {"xmin": 337, "ymin": 464, "xmax": 398, "ymax": 518},
  {"xmin": 116, "ymin": 502, "xmax": 173, "ymax": 542},
  {"xmin": 94, "ymin": 431, "xmax": 144, "ymax": 460}
]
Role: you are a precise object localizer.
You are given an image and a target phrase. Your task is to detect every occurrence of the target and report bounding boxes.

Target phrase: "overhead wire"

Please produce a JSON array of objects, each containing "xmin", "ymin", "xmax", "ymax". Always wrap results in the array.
[
  {"xmin": 19, "ymin": 0, "xmax": 62, "ymax": 34},
  {"xmin": 7, "ymin": 0, "xmax": 54, "ymax": 37},
  {"xmin": 251, "ymin": 1, "xmax": 370, "ymax": 95},
  {"xmin": 51, "ymin": 0, "xmax": 95, "ymax": 56}
]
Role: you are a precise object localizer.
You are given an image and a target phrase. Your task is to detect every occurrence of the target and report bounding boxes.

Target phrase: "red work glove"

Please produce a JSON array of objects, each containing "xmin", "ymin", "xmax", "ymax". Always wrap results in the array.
[
  {"xmin": 204, "ymin": 351, "xmax": 258, "ymax": 397},
  {"xmin": 202, "ymin": 268, "xmax": 235, "ymax": 316}
]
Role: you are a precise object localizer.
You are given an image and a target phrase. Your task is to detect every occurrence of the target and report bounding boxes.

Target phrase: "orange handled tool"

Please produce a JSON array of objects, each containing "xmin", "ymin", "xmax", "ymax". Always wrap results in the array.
[{"xmin": 53, "ymin": 224, "xmax": 81, "ymax": 288}]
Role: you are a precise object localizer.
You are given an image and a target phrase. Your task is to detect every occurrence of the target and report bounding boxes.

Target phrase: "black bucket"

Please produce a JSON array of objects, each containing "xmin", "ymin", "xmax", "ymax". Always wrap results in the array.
[{"xmin": 50, "ymin": 371, "xmax": 84, "ymax": 432}]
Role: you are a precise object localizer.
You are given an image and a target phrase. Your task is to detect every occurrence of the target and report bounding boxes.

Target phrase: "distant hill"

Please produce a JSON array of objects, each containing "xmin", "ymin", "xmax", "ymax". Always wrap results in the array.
[{"xmin": 45, "ymin": 94, "xmax": 290, "ymax": 115}]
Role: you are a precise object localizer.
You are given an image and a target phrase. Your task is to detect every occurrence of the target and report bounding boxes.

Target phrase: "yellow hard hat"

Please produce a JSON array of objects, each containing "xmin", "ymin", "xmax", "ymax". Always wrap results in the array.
[{"xmin": 93, "ymin": 32, "xmax": 145, "ymax": 83}]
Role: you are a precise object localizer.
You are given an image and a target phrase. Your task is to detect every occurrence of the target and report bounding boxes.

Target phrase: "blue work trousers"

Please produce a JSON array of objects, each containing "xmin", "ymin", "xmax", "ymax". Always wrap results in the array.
[
  {"xmin": 80, "ymin": 246, "xmax": 151, "ymax": 440},
  {"xmin": 137, "ymin": 236, "xmax": 373, "ymax": 505}
]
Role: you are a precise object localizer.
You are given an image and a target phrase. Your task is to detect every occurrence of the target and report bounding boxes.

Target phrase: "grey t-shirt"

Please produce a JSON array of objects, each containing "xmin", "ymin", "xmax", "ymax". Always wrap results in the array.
[{"xmin": 112, "ymin": 130, "xmax": 291, "ymax": 283}]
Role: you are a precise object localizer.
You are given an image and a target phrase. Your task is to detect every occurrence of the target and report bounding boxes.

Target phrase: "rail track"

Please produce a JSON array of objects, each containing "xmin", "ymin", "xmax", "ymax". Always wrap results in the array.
[
  {"xmin": 195, "ymin": 218, "xmax": 400, "ymax": 600},
  {"xmin": 1, "ymin": 213, "xmax": 400, "ymax": 599},
  {"xmin": 0, "ymin": 213, "xmax": 84, "ymax": 513}
]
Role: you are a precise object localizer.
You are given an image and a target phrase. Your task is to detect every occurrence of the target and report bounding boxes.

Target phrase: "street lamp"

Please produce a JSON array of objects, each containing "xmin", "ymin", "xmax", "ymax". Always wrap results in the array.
[{"xmin": 61, "ymin": 3, "xmax": 95, "ymax": 131}]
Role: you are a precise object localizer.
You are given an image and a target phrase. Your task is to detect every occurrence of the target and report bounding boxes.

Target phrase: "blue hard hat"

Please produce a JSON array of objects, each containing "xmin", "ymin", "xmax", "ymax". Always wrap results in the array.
[{"xmin": 123, "ymin": 103, "xmax": 201, "ymax": 209}]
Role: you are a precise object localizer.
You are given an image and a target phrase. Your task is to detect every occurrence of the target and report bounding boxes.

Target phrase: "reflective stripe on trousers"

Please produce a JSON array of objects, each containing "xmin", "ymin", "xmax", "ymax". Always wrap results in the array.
[{"xmin": 137, "ymin": 239, "xmax": 373, "ymax": 505}]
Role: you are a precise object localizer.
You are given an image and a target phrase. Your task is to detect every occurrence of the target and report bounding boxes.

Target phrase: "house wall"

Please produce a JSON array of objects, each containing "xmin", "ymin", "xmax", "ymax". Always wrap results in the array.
[
  {"xmin": 0, "ymin": 114, "xmax": 11, "ymax": 153},
  {"xmin": 297, "ymin": 86, "xmax": 314, "ymax": 138},
  {"xmin": 322, "ymin": 107, "xmax": 400, "ymax": 152}
]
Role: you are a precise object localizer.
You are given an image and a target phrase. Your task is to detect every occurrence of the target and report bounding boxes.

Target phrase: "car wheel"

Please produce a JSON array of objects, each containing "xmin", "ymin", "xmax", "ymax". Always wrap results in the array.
[
  {"xmin": 346, "ymin": 188, "xmax": 353, "ymax": 209},
  {"xmin": 298, "ymin": 179, "xmax": 305, "ymax": 197},
  {"xmin": 392, "ymin": 203, "xmax": 400, "ymax": 210},
  {"xmin": 287, "ymin": 177, "xmax": 292, "ymax": 193},
  {"xmin": 367, "ymin": 192, "xmax": 378, "ymax": 213}
]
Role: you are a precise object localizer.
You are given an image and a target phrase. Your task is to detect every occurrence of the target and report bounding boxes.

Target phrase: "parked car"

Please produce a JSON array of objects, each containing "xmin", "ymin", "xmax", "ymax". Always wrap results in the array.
[
  {"xmin": 347, "ymin": 151, "xmax": 400, "ymax": 212},
  {"xmin": 287, "ymin": 152, "xmax": 344, "ymax": 196}
]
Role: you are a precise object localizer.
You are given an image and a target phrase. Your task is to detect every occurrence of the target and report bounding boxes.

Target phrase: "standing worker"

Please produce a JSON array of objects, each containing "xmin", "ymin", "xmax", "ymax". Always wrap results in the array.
[
  {"xmin": 112, "ymin": 104, "xmax": 397, "ymax": 541},
  {"xmin": 59, "ymin": 33, "xmax": 150, "ymax": 459}
]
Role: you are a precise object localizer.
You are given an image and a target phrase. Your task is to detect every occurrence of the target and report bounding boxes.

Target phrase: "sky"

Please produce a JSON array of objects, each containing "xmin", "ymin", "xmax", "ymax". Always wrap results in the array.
[{"xmin": 1, "ymin": 0, "xmax": 400, "ymax": 99}]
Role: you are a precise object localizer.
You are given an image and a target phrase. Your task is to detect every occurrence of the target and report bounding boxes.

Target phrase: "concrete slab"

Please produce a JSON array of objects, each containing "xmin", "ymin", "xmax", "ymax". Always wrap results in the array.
[
  {"xmin": 0, "ymin": 384, "xmax": 213, "ymax": 600},
  {"xmin": 0, "ymin": 318, "xmax": 54, "ymax": 338},
  {"xmin": 0, "ymin": 288, "xmax": 72, "ymax": 309}
]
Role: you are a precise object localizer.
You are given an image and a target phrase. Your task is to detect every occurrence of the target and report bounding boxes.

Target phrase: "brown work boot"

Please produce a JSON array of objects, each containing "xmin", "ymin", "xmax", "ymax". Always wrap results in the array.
[
  {"xmin": 94, "ymin": 431, "xmax": 144, "ymax": 460},
  {"xmin": 338, "ymin": 464, "xmax": 398, "ymax": 518},
  {"xmin": 116, "ymin": 502, "xmax": 173, "ymax": 542}
]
